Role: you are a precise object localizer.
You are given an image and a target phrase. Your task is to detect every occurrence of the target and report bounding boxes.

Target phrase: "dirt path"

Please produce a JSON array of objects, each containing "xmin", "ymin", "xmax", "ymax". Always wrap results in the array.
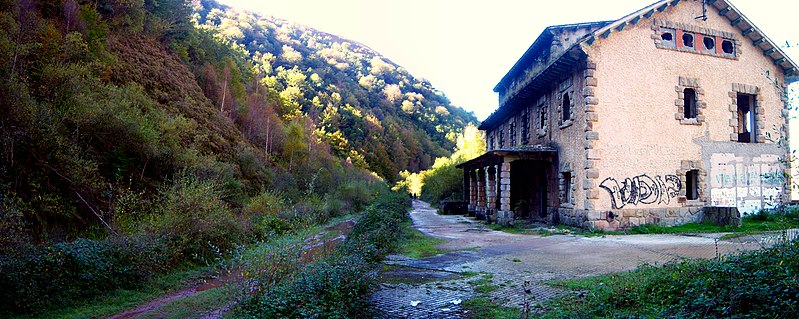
[
  {"xmin": 106, "ymin": 218, "xmax": 356, "ymax": 319},
  {"xmin": 370, "ymin": 200, "xmax": 771, "ymax": 318}
]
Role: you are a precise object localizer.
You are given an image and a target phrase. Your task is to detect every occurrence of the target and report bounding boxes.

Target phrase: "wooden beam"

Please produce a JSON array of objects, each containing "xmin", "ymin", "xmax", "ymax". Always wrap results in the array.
[
  {"xmin": 644, "ymin": 10, "xmax": 655, "ymax": 18},
  {"xmin": 601, "ymin": 29, "xmax": 612, "ymax": 39},
  {"xmin": 630, "ymin": 16, "xmax": 641, "ymax": 25},
  {"xmin": 764, "ymin": 48, "xmax": 775, "ymax": 55},
  {"xmin": 753, "ymin": 38, "xmax": 766, "ymax": 46},
  {"xmin": 774, "ymin": 57, "xmax": 786, "ymax": 65},
  {"xmin": 616, "ymin": 22, "xmax": 627, "ymax": 32},
  {"xmin": 718, "ymin": 7, "xmax": 731, "ymax": 15},
  {"xmin": 657, "ymin": 3, "xmax": 669, "ymax": 12},
  {"xmin": 730, "ymin": 17, "xmax": 743, "ymax": 26},
  {"xmin": 742, "ymin": 28, "xmax": 754, "ymax": 36}
]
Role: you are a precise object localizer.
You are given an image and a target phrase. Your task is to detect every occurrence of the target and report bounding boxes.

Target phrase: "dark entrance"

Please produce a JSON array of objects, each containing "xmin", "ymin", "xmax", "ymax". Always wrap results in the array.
[{"xmin": 511, "ymin": 160, "xmax": 551, "ymax": 222}]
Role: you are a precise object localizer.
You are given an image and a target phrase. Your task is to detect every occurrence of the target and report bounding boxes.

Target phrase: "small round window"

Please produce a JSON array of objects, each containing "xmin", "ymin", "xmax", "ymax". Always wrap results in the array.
[
  {"xmin": 703, "ymin": 36, "xmax": 715, "ymax": 50},
  {"xmin": 682, "ymin": 33, "xmax": 694, "ymax": 48},
  {"xmin": 722, "ymin": 40, "xmax": 734, "ymax": 54}
]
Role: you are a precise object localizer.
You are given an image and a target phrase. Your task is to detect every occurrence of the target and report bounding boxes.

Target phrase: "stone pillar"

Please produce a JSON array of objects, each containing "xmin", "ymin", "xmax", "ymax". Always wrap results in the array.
[
  {"xmin": 476, "ymin": 168, "xmax": 486, "ymax": 219},
  {"xmin": 498, "ymin": 161, "xmax": 513, "ymax": 224},
  {"xmin": 486, "ymin": 166, "xmax": 498, "ymax": 222},
  {"xmin": 468, "ymin": 170, "xmax": 477, "ymax": 215}
]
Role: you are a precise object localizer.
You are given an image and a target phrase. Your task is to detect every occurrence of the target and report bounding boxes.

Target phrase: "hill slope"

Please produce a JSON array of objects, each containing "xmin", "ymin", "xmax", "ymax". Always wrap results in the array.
[{"xmin": 194, "ymin": 0, "xmax": 478, "ymax": 179}]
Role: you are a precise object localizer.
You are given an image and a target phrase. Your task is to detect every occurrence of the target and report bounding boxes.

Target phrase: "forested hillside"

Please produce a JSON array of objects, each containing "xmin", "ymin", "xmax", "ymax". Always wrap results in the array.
[
  {"xmin": 0, "ymin": 0, "xmax": 475, "ymax": 312},
  {"xmin": 192, "ymin": 0, "xmax": 477, "ymax": 178}
]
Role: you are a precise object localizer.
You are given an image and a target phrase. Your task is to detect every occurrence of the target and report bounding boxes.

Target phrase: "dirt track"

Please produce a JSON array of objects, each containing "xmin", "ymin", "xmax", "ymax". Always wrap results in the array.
[{"xmin": 370, "ymin": 200, "xmax": 768, "ymax": 318}]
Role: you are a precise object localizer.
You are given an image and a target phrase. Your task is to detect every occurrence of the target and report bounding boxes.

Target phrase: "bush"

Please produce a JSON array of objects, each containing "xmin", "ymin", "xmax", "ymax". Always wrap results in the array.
[
  {"xmin": 0, "ymin": 236, "xmax": 175, "ymax": 313},
  {"xmin": 234, "ymin": 190, "xmax": 410, "ymax": 318},
  {"xmin": 147, "ymin": 173, "xmax": 245, "ymax": 262}
]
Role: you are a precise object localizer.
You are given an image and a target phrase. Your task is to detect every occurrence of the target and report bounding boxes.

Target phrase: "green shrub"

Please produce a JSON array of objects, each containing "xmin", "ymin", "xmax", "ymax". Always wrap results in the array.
[
  {"xmin": 147, "ymin": 174, "xmax": 245, "ymax": 261},
  {"xmin": 234, "ymin": 190, "xmax": 411, "ymax": 318},
  {"xmin": 237, "ymin": 253, "xmax": 374, "ymax": 319},
  {"xmin": 0, "ymin": 236, "xmax": 175, "ymax": 313}
]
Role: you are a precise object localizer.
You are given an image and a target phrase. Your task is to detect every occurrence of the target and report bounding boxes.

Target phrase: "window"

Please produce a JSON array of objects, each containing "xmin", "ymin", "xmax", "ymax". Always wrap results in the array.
[
  {"xmin": 498, "ymin": 125, "xmax": 505, "ymax": 148},
  {"xmin": 686, "ymin": 170, "xmax": 699, "ymax": 200},
  {"xmin": 521, "ymin": 107, "xmax": 530, "ymax": 144},
  {"xmin": 562, "ymin": 92, "xmax": 571, "ymax": 122},
  {"xmin": 562, "ymin": 172, "xmax": 572, "ymax": 204},
  {"xmin": 703, "ymin": 36, "xmax": 715, "ymax": 52},
  {"xmin": 683, "ymin": 88, "xmax": 697, "ymax": 119},
  {"xmin": 539, "ymin": 104, "xmax": 547, "ymax": 130},
  {"xmin": 736, "ymin": 93, "xmax": 757, "ymax": 143},
  {"xmin": 722, "ymin": 40, "xmax": 734, "ymax": 54},
  {"xmin": 661, "ymin": 32, "xmax": 673, "ymax": 42},
  {"xmin": 488, "ymin": 134, "xmax": 495, "ymax": 151},
  {"xmin": 509, "ymin": 119, "xmax": 516, "ymax": 146},
  {"xmin": 682, "ymin": 33, "xmax": 694, "ymax": 48}
]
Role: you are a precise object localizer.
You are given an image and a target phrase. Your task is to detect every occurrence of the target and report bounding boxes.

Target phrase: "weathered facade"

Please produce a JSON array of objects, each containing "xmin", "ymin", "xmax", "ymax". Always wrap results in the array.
[{"xmin": 458, "ymin": 0, "xmax": 798, "ymax": 229}]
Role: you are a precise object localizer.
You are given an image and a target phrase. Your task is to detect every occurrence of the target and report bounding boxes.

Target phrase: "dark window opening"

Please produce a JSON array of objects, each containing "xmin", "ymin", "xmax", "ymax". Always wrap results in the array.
[
  {"xmin": 509, "ymin": 119, "xmax": 517, "ymax": 146},
  {"xmin": 686, "ymin": 169, "xmax": 699, "ymax": 200},
  {"xmin": 703, "ymin": 36, "xmax": 715, "ymax": 51},
  {"xmin": 539, "ymin": 103, "xmax": 546, "ymax": 130},
  {"xmin": 661, "ymin": 32, "xmax": 673, "ymax": 42},
  {"xmin": 682, "ymin": 33, "xmax": 694, "ymax": 48},
  {"xmin": 521, "ymin": 108, "xmax": 530, "ymax": 144},
  {"xmin": 722, "ymin": 40, "xmax": 734, "ymax": 54},
  {"xmin": 684, "ymin": 88, "xmax": 697, "ymax": 119},
  {"xmin": 736, "ymin": 93, "xmax": 757, "ymax": 143},
  {"xmin": 488, "ymin": 135, "xmax": 495, "ymax": 150},
  {"xmin": 498, "ymin": 126, "xmax": 505, "ymax": 148},
  {"xmin": 562, "ymin": 93, "xmax": 571, "ymax": 122},
  {"xmin": 562, "ymin": 172, "xmax": 572, "ymax": 204}
]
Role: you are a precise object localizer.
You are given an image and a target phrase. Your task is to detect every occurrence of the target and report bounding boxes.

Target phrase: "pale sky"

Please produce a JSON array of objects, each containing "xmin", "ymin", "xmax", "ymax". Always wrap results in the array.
[{"xmin": 218, "ymin": 0, "xmax": 799, "ymax": 120}]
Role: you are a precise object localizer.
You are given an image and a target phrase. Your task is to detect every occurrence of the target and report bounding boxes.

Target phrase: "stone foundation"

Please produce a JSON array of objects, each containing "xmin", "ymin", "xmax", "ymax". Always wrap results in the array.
[{"xmin": 554, "ymin": 207, "xmax": 702, "ymax": 231}]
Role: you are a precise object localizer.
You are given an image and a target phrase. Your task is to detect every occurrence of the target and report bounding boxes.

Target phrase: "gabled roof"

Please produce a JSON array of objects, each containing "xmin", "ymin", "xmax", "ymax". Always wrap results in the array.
[
  {"xmin": 585, "ymin": 0, "xmax": 798, "ymax": 77},
  {"xmin": 485, "ymin": 0, "xmax": 799, "ymax": 130}
]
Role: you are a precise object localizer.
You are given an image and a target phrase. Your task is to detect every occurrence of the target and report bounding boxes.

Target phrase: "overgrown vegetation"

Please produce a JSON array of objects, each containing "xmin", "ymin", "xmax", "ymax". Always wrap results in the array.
[
  {"xmin": 232, "ymin": 190, "xmax": 411, "ymax": 318},
  {"xmin": 0, "ymin": 0, "xmax": 467, "ymax": 315},
  {"xmin": 542, "ymin": 238, "xmax": 799, "ymax": 318}
]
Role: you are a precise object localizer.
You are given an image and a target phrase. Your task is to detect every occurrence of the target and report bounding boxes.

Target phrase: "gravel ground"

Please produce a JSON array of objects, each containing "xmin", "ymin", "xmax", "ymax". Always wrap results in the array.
[{"xmin": 369, "ymin": 200, "xmax": 771, "ymax": 318}]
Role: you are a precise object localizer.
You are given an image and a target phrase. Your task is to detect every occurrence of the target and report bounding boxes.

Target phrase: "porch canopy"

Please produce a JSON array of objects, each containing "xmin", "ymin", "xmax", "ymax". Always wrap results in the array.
[
  {"xmin": 457, "ymin": 145, "xmax": 558, "ymax": 224},
  {"xmin": 456, "ymin": 145, "xmax": 558, "ymax": 170}
]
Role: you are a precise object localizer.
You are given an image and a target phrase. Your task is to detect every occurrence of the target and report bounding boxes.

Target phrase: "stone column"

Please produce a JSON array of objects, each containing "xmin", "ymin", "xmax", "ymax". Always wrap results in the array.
[
  {"xmin": 499, "ymin": 161, "xmax": 513, "ymax": 224},
  {"xmin": 476, "ymin": 168, "xmax": 486, "ymax": 217},
  {"xmin": 486, "ymin": 166, "xmax": 497, "ymax": 222},
  {"xmin": 469, "ymin": 170, "xmax": 477, "ymax": 214}
]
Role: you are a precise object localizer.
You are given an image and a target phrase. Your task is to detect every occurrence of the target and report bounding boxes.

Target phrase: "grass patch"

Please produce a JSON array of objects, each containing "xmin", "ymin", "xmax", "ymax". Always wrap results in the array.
[
  {"xmin": 134, "ymin": 288, "xmax": 230, "ymax": 319},
  {"xmin": 541, "ymin": 239, "xmax": 799, "ymax": 318},
  {"xmin": 470, "ymin": 273, "xmax": 497, "ymax": 294},
  {"xmin": 461, "ymin": 297, "xmax": 521, "ymax": 319},
  {"xmin": 488, "ymin": 223, "xmax": 622, "ymax": 237},
  {"xmin": 398, "ymin": 220, "xmax": 449, "ymax": 258}
]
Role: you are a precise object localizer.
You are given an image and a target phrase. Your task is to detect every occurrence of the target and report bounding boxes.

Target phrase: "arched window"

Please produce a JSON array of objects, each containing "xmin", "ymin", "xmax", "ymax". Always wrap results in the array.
[
  {"xmin": 562, "ymin": 93, "xmax": 571, "ymax": 122},
  {"xmin": 683, "ymin": 88, "xmax": 697, "ymax": 119}
]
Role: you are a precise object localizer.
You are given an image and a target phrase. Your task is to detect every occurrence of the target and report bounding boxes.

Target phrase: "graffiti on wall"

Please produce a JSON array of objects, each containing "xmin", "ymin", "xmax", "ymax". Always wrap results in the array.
[
  {"xmin": 599, "ymin": 175, "xmax": 682, "ymax": 209},
  {"xmin": 709, "ymin": 153, "xmax": 783, "ymax": 214}
]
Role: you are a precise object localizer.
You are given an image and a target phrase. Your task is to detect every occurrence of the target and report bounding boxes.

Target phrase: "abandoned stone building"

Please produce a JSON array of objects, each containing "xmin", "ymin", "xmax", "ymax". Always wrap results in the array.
[{"xmin": 458, "ymin": 0, "xmax": 798, "ymax": 229}]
